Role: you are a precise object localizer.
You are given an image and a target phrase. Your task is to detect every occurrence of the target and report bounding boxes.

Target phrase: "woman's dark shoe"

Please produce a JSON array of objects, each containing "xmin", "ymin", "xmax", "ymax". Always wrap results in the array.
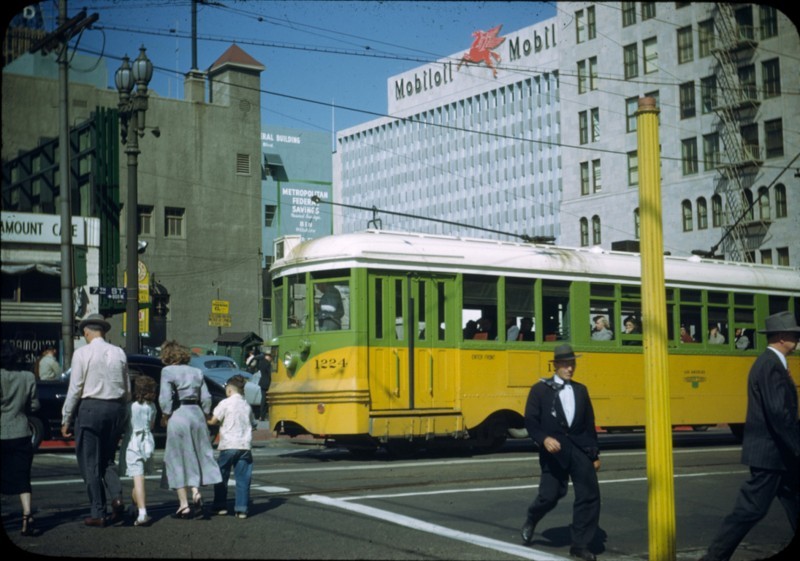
[
  {"xmin": 192, "ymin": 492, "xmax": 206, "ymax": 519},
  {"xmin": 21, "ymin": 513, "xmax": 39, "ymax": 536},
  {"xmin": 171, "ymin": 506, "xmax": 193, "ymax": 520}
]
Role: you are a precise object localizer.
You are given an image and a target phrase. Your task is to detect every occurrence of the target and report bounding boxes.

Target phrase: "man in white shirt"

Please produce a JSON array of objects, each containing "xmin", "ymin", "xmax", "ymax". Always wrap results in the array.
[{"xmin": 61, "ymin": 314, "xmax": 130, "ymax": 527}]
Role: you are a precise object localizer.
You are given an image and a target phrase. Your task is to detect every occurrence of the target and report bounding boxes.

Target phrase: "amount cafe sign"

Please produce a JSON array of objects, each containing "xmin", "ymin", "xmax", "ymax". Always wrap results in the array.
[{"xmin": 391, "ymin": 20, "xmax": 557, "ymax": 105}]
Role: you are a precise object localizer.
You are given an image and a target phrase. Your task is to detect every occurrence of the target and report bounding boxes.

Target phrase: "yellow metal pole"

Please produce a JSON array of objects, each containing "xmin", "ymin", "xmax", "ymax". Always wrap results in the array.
[{"xmin": 636, "ymin": 97, "xmax": 676, "ymax": 561}]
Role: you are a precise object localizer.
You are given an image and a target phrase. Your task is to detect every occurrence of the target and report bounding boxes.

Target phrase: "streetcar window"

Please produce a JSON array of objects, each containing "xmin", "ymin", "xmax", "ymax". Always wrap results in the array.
[
  {"xmin": 287, "ymin": 275, "xmax": 307, "ymax": 329},
  {"xmin": 273, "ymin": 284, "xmax": 284, "ymax": 336},
  {"xmin": 417, "ymin": 281, "xmax": 427, "ymax": 340},
  {"xmin": 463, "ymin": 274, "xmax": 498, "ymax": 340},
  {"xmin": 395, "ymin": 279, "xmax": 404, "ymax": 340},
  {"xmin": 542, "ymin": 280, "xmax": 571, "ymax": 341},
  {"xmin": 313, "ymin": 279, "xmax": 349, "ymax": 331},
  {"xmin": 707, "ymin": 291, "xmax": 729, "ymax": 347},
  {"xmin": 437, "ymin": 281, "xmax": 447, "ymax": 341},
  {"xmin": 621, "ymin": 284, "xmax": 641, "ymax": 346},
  {"xmin": 505, "ymin": 278, "xmax": 535, "ymax": 342},
  {"xmin": 590, "ymin": 283, "xmax": 617, "ymax": 342},
  {"xmin": 768, "ymin": 295, "xmax": 796, "ymax": 317}
]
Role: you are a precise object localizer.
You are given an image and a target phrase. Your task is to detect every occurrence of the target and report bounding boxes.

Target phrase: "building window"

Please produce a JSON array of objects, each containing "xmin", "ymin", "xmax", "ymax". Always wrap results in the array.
[
  {"xmin": 592, "ymin": 215, "xmax": 601, "ymax": 245},
  {"xmin": 164, "ymin": 207, "xmax": 185, "ymax": 238},
  {"xmin": 641, "ymin": 2, "xmax": 656, "ymax": 20},
  {"xmin": 623, "ymin": 44, "xmax": 638, "ymax": 80},
  {"xmin": 677, "ymin": 26, "xmax": 693, "ymax": 64},
  {"xmin": 576, "ymin": 9, "xmax": 586, "ymax": 43},
  {"xmin": 627, "ymin": 151, "xmax": 639, "ymax": 186},
  {"xmin": 587, "ymin": 6, "xmax": 596, "ymax": 40},
  {"xmin": 760, "ymin": 5, "xmax": 778, "ymax": 39},
  {"xmin": 634, "ymin": 207, "xmax": 640, "ymax": 239},
  {"xmin": 579, "ymin": 111, "xmax": 589, "ymax": 145},
  {"xmin": 682, "ymin": 200, "xmax": 693, "ymax": 232},
  {"xmin": 743, "ymin": 189, "xmax": 754, "ymax": 221},
  {"xmin": 760, "ymin": 249, "xmax": 772, "ymax": 265},
  {"xmin": 592, "ymin": 159, "xmax": 602, "ymax": 193},
  {"xmin": 775, "ymin": 184, "xmax": 787, "ymax": 218},
  {"xmin": 758, "ymin": 187, "xmax": 770, "ymax": 220},
  {"xmin": 762, "ymin": 59, "xmax": 781, "ymax": 98},
  {"xmin": 738, "ymin": 64, "xmax": 757, "ymax": 101},
  {"xmin": 712, "ymin": 194, "xmax": 723, "ymax": 227},
  {"xmin": 700, "ymin": 75, "xmax": 717, "ymax": 113},
  {"xmin": 777, "ymin": 247, "xmax": 789, "ymax": 266},
  {"xmin": 681, "ymin": 138, "xmax": 698, "ymax": 175},
  {"xmin": 577, "ymin": 60, "xmax": 587, "ymax": 94},
  {"xmin": 137, "ymin": 205, "xmax": 154, "ymax": 236},
  {"xmin": 764, "ymin": 119, "xmax": 784, "ymax": 159},
  {"xmin": 626, "ymin": 97, "xmax": 638, "ymax": 132},
  {"xmin": 679, "ymin": 81, "xmax": 696, "ymax": 119},
  {"xmin": 622, "ymin": 2, "xmax": 637, "ymax": 27},
  {"xmin": 576, "ymin": 8, "xmax": 595, "ymax": 43},
  {"xmin": 580, "ymin": 162, "xmax": 590, "ymax": 195},
  {"xmin": 741, "ymin": 124, "xmax": 759, "ymax": 160},
  {"xmin": 697, "ymin": 197, "xmax": 708, "ymax": 230},
  {"xmin": 591, "ymin": 107, "xmax": 600, "ymax": 142},
  {"xmin": 264, "ymin": 204, "xmax": 277, "ymax": 227},
  {"xmin": 643, "ymin": 37, "xmax": 658, "ymax": 74},
  {"xmin": 580, "ymin": 218, "xmax": 589, "ymax": 247},
  {"xmin": 703, "ymin": 133, "xmax": 720, "ymax": 171},
  {"xmin": 735, "ymin": 6, "xmax": 755, "ymax": 41},
  {"xmin": 698, "ymin": 19, "xmax": 715, "ymax": 57},
  {"xmin": 589, "ymin": 57, "xmax": 598, "ymax": 91}
]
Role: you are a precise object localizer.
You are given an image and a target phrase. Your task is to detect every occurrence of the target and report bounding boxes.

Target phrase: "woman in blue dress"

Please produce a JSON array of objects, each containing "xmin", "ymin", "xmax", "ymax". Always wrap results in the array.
[{"xmin": 159, "ymin": 341, "xmax": 221, "ymax": 518}]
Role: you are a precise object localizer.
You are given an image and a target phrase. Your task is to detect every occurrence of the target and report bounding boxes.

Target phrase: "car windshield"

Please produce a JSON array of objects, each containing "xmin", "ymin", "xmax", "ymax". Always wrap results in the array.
[{"xmin": 202, "ymin": 359, "xmax": 236, "ymax": 369}]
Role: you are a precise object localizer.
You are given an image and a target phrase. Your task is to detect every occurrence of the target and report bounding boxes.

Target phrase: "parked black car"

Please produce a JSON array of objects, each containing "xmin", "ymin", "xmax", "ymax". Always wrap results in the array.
[{"xmin": 30, "ymin": 354, "xmax": 226, "ymax": 449}]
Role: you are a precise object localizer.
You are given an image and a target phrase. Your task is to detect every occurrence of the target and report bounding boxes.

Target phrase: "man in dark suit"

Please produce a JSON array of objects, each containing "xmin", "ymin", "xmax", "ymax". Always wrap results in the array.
[
  {"xmin": 700, "ymin": 311, "xmax": 800, "ymax": 561},
  {"xmin": 521, "ymin": 344, "xmax": 601, "ymax": 561}
]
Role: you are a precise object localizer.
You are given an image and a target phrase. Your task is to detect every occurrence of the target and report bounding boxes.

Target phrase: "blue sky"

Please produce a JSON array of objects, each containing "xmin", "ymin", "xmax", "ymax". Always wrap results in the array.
[{"xmin": 27, "ymin": 0, "xmax": 556, "ymax": 134}]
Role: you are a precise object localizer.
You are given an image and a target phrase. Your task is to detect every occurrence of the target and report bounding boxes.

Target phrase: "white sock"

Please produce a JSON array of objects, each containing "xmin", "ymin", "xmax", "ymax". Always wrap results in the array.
[{"xmin": 138, "ymin": 508, "xmax": 147, "ymax": 520}]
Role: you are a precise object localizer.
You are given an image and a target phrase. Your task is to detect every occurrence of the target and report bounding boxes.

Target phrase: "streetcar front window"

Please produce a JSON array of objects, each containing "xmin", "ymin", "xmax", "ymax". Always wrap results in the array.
[
  {"xmin": 288, "ymin": 274, "xmax": 307, "ymax": 329},
  {"xmin": 312, "ymin": 271, "xmax": 350, "ymax": 331}
]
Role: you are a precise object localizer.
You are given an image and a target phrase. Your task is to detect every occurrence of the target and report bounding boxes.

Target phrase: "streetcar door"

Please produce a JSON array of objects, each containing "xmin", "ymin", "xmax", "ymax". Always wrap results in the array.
[
  {"xmin": 368, "ymin": 275, "xmax": 411, "ymax": 410},
  {"xmin": 411, "ymin": 276, "xmax": 456, "ymax": 410},
  {"xmin": 367, "ymin": 274, "xmax": 456, "ymax": 411}
]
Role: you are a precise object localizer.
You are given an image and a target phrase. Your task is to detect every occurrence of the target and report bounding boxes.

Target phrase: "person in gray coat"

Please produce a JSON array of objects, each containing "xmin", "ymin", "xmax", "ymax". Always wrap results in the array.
[
  {"xmin": 1, "ymin": 342, "xmax": 41, "ymax": 536},
  {"xmin": 699, "ymin": 311, "xmax": 800, "ymax": 561}
]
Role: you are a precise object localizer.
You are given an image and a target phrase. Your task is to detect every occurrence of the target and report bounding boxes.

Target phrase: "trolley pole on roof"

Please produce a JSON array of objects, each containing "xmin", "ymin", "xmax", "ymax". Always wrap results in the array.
[{"xmin": 636, "ymin": 97, "xmax": 676, "ymax": 561}]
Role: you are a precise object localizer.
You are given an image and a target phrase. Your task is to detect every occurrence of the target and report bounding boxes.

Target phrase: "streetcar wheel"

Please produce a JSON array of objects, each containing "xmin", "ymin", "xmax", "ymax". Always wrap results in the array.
[{"xmin": 385, "ymin": 440, "xmax": 419, "ymax": 459}]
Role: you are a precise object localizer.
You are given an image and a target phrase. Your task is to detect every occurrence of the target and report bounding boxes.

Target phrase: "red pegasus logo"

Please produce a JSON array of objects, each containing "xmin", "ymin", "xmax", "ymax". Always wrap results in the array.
[{"xmin": 457, "ymin": 25, "xmax": 506, "ymax": 78}]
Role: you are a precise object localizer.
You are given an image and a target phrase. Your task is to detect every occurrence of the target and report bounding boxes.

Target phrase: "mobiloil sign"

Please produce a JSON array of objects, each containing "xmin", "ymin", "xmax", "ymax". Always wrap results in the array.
[{"xmin": 392, "ymin": 20, "xmax": 556, "ymax": 103}]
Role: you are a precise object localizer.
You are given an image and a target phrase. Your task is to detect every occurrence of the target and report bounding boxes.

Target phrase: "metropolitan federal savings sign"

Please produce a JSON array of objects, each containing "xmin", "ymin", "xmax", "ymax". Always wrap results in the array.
[{"xmin": 1, "ymin": 211, "xmax": 100, "ymax": 246}]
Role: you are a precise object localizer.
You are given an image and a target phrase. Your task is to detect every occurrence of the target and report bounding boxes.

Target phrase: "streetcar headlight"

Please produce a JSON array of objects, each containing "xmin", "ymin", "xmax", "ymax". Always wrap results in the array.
[{"xmin": 284, "ymin": 351, "xmax": 299, "ymax": 376}]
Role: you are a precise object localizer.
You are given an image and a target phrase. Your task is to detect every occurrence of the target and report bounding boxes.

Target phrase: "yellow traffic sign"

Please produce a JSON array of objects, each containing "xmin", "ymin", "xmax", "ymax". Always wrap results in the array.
[
  {"xmin": 212, "ymin": 299, "xmax": 230, "ymax": 314},
  {"xmin": 208, "ymin": 312, "xmax": 232, "ymax": 327}
]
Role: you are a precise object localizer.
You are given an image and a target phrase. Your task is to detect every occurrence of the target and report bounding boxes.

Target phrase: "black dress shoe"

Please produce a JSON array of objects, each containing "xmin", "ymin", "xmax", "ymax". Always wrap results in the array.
[
  {"xmin": 107, "ymin": 499, "xmax": 125, "ymax": 524},
  {"xmin": 569, "ymin": 546, "xmax": 597, "ymax": 561},
  {"xmin": 84, "ymin": 516, "xmax": 106, "ymax": 528},
  {"xmin": 520, "ymin": 520, "xmax": 536, "ymax": 544}
]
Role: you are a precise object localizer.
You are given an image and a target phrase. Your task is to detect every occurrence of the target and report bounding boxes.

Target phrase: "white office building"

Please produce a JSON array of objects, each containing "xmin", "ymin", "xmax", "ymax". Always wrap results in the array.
[{"xmin": 334, "ymin": 2, "xmax": 798, "ymax": 265}]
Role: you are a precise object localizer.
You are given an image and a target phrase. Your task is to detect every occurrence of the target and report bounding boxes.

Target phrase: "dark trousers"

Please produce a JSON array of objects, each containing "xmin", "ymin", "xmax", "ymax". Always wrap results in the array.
[
  {"xmin": 527, "ymin": 446, "xmax": 600, "ymax": 549},
  {"xmin": 259, "ymin": 388, "xmax": 269, "ymax": 421},
  {"xmin": 706, "ymin": 467, "xmax": 799, "ymax": 561},
  {"xmin": 75, "ymin": 398, "xmax": 126, "ymax": 519}
]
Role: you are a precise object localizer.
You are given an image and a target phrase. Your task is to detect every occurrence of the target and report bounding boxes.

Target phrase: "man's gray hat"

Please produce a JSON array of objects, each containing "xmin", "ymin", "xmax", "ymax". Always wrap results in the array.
[
  {"xmin": 79, "ymin": 313, "xmax": 111, "ymax": 333},
  {"xmin": 550, "ymin": 343, "xmax": 582, "ymax": 362},
  {"xmin": 757, "ymin": 311, "xmax": 800, "ymax": 334}
]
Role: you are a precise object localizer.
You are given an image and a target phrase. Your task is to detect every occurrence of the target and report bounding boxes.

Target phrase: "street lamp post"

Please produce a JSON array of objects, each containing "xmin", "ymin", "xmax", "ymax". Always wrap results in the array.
[{"xmin": 115, "ymin": 46, "xmax": 153, "ymax": 355}]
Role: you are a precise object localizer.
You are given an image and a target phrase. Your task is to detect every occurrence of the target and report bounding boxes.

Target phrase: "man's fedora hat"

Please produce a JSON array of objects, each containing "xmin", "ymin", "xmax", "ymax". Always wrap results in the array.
[
  {"xmin": 757, "ymin": 311, "xmax": 800, "ymax": 334},
  {"xmin": 79, "ymin": 313, "xmax": 111, "ymax": 333},
  {"xmin": 550, "ymin": 343, "xmax": 581, "ymax": 362}
]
